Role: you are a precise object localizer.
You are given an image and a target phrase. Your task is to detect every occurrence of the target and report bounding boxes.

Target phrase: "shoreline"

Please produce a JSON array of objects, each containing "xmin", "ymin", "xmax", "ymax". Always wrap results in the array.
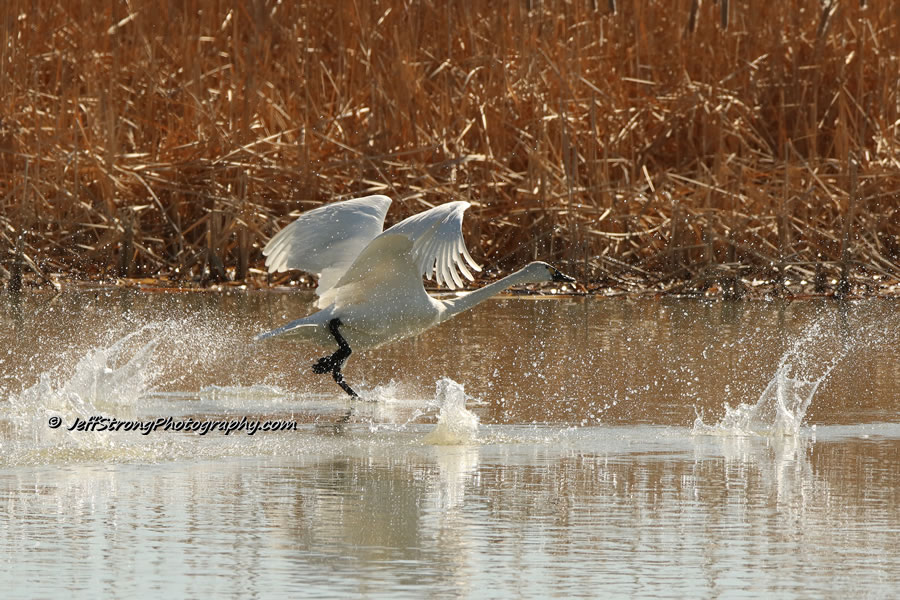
[{"xmin": 5, "ymin": 271, "xmax": 898, "ymax": 300}]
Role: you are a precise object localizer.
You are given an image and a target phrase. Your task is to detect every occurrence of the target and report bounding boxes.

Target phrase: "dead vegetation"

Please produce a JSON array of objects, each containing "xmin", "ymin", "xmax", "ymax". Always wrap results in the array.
[{"xmin": 1, "ymin": 0, "xmax": 898, "ymax": 296}]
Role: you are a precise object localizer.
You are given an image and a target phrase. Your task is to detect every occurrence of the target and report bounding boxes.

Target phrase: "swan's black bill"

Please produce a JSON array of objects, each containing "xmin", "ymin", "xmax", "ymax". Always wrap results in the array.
[{"xmin": 551, "ymin": 268, "xmax": 576, "ymax": 283}]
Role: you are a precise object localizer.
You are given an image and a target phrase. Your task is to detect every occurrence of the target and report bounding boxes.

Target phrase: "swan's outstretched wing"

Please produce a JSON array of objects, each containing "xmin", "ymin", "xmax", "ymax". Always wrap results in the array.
[
  {"xmin": 316, "ymin": 201, "xmax": 482, "ymax": 310},
  {"xmin": 319, "ymin": 234, "xmax": 422, "ymax": 311},
  {"xmin": 262, "ymin": 195, "xmax": 392, "ymax": 297},
  {"xmin": 382, "ymin": 200, "xmax": 481, "ymax": 288}
]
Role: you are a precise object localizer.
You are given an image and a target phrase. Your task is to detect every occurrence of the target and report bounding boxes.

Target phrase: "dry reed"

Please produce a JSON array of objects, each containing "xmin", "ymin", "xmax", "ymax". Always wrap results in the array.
[{"xmin": 1, "ymin": 0, "xmax": 898, "ymax": 295}]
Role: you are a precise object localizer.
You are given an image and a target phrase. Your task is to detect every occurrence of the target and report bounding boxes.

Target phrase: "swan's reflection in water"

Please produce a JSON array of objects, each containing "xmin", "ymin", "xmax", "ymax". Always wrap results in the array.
[{"xmin": 2, "ymin": 424, "xmax": 898, "ymax": 598}]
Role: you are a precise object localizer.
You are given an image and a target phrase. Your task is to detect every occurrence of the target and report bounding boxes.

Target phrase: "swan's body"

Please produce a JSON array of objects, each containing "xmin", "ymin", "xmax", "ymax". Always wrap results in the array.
[{"xmin": 256, "ymin": 195, "xmax": 574, "ymax": 396}]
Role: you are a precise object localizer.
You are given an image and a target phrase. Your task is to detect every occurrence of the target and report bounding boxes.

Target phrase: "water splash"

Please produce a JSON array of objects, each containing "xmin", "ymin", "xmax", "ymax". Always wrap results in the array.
[
  {"xmin": 424, "ymin": 378, "xmax": 479, "ymax": 445},
  {"xmin": 693, "ymin": 362, "xmax": 828, "ymax": 436},
  {"xmin": 2, "ymin": 328, "xmax": 161, "ymax": 460},
  {"xmin": 693, "ymin": 307, "xmax": 874, "ymax": 437}
]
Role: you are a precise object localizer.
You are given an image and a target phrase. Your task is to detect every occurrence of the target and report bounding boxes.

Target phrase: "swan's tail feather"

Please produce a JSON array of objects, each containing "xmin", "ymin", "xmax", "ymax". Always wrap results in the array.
[{"xmin": 254, "ymin": 322, "xmax": 319, "ymax": 342}]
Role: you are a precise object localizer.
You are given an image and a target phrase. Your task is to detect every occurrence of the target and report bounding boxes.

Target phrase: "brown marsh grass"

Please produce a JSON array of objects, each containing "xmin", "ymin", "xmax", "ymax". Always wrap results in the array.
[{"xmin": 1, "ymin": 0, "xmax": 898, "ymax": 295}]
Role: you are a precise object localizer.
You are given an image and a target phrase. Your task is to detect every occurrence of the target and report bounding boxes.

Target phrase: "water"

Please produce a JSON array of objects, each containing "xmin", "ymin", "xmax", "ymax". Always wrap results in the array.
[{"xmin": 1, "ymin": 290, "xmax": 898, "ymax": 598}]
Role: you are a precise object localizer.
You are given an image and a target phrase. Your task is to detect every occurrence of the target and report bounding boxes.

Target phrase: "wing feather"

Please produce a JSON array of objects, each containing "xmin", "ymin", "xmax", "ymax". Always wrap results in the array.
[
  {"xmin": 297, "ymin": 199, "xmax": 482, "ymax": 310},
  {"xmin": 317, "ymin": 234, "xmax": 420, "ymax": 310},
  {"xmin": 262, "ymin": 195, "xmax": 392, "ymax": 297},
  {"xmin": 382, "ymin": 200, "xmax": 481, "ymax": 289}
]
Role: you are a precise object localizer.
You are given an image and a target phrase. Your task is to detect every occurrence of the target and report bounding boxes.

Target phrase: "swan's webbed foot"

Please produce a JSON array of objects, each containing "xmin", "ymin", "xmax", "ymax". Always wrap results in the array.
[
  {"xmin": 312, "ymin": 355, "xmax": 338, "ymax": 374},
  {"xmin": 312, "ymin": 318, "xmax": 358, "ymax": 398}
]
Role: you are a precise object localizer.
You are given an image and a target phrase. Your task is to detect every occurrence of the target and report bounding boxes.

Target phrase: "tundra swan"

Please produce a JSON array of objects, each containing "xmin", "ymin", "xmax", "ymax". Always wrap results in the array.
[{"xmin": 256, "ymin": 195, "xmax": 574, "ymax": 397}]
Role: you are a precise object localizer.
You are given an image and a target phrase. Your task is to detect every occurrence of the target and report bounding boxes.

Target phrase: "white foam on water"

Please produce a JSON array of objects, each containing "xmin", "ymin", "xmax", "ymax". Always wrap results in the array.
[{"xmin": 423, "ymin": 378, "xmax": 479, "ymax": 445}]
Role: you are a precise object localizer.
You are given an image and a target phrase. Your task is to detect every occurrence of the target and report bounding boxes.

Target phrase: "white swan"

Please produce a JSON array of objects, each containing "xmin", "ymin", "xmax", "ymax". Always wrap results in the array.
[{"xmin": 255, "ymin": 195, "xmax": 574, "ymax": 396}]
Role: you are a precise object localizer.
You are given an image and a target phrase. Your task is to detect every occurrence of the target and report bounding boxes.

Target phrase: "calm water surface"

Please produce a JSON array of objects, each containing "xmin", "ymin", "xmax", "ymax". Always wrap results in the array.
[{"xmin": 0, "ymin": 290, "xmax": 897, "ymax": 599}]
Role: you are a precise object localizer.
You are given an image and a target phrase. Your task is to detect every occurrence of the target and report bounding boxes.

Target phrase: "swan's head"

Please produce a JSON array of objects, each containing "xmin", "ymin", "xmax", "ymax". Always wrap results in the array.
[{"xmin": 521, "ymin": 261, "xmax": 576, "ymax": 284}]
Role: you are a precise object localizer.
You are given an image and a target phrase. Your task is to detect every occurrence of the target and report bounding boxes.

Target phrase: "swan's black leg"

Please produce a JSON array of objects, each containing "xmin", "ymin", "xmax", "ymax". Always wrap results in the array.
[
  {"xmin": 312, "ymin": 318, "xmax": 359, "ymax": 398},
  {"xmin": 331, "ymin": 368, "xmax": 358, "ymax": 398}
]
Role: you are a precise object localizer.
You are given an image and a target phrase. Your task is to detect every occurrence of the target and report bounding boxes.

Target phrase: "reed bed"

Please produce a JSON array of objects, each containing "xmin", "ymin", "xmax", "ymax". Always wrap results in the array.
[{"xmin": 1, "ymin": 0, "xmax": 898, "ymax": 295}]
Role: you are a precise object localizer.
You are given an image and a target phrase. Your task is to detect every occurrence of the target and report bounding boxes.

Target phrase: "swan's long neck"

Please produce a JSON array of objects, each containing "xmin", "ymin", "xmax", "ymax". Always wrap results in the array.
[{"xmin": 439, "ymin": 268, "xmax": 536, "ymax": 321}]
